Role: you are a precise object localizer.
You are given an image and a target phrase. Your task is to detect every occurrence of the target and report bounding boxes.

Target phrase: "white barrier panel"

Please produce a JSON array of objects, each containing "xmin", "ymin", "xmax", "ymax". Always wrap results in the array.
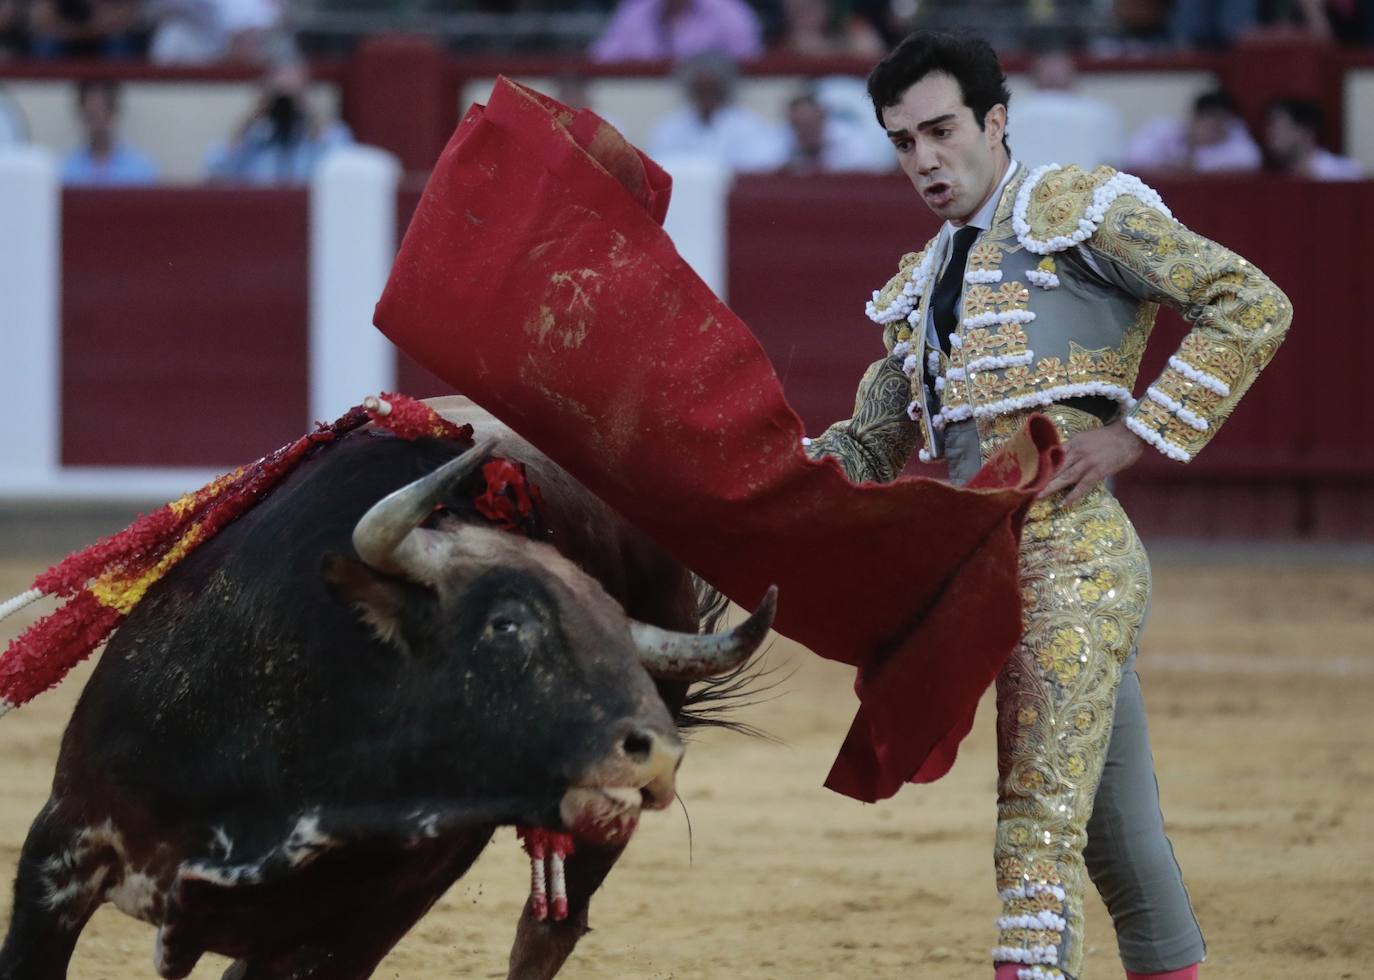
[
  {"xmin": 309, "ymin": 144, "xmax": 401, "ymax": 423},
  {"xmin": 654, "ymin": 154, "xmax": 732, "ymax": 301},
  {"xmin": 0, "ymin": 146, "xmax": 60, "ymax": 493}
]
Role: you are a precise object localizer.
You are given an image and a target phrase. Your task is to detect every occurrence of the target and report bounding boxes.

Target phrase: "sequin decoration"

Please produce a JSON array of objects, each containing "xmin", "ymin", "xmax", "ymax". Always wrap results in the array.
[{"xmin": 985, "ymin": 405, "xmax": 1152, "ymax": 979}]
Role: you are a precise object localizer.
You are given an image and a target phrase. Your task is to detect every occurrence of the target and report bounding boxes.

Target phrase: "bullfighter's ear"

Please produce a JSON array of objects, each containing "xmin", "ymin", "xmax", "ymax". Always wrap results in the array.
[{"xmin": 321, "ymin": 553, "xmax": 417, "ymax": 651}]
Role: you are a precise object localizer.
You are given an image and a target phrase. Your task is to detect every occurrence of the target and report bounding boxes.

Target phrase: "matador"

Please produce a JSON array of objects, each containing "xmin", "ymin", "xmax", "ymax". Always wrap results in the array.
[{"xmin": 804, "ymin": 33, "xmax": 1291, "ymax": 980}]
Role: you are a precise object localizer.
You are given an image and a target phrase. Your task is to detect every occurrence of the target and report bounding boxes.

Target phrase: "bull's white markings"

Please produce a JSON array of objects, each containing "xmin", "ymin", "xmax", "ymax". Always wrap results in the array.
[
  {"xmin": 283, "ymin": 812, "xmax": 339, "ymax": 867},
  {"xmin": 416, "ymin": 812, "xmax": 441, "ymax": 840},
  {"xmin": 181, "ymin": 861, "xmax": 265, "ymax": 887},
  {"xmin": 107, "ymin": 869, "xmax": 161, "ymax": 920},
  {"xmin": 210, "ymin": 825, "xmax": 234, "ymax": 859}
]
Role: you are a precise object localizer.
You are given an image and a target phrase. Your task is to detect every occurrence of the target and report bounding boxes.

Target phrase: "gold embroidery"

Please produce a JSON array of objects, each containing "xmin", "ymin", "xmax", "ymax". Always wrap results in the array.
[
  {"xmin": 1087, "ymin": 193, "xmax": 1291, "ymax": 459},
  {"xmin": 805, "ymin": 353, "xmax": 920, "ymax": 482},
  {"xmin": 988, "ymin": 405, "xmax": 1152, "ymax": 978},
  {"xmin": 968, "ymin": 240, "xmax": 1005, "ymax": 273}
]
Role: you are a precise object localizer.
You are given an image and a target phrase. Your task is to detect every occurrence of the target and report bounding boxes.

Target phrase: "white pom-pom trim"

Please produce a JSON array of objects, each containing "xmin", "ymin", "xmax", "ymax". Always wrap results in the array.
[
  {"xmin": 892, "ymin": 340, "xmax": 911, "ymax": 358},
  {"xmin": 966, "ymin": 351, "xmax": 1034, "ymax": 373},
  {"xmin": 1146, "ymin": 387, "xmax": 1209, "ymax": 431},
  {"xmin": 1012, "ymin": 164, "xmax": 1173, "ymax": 256},
  {"xmin": 918, "ymin": 447, "xmax": 933, "ymax": 462},
  {"xmin": 800, "ymin": 436, "xmax": 812, "ymax": 447},
  {"xmin": 866, "ymin": 250, "xmax": 936, "ymax": 324},
  {"xmin": 935, "ymin": 382, "xmax": 1135, "ymax": 429},
  {"xmin": 1125, "ymin": 414, "xmax": 1192, "ymax": 462},
  {"xmin": 998, "ymin": 883, "xmax": 1068, "ymax": 903},
  {"xmin": 934, "ymin": 377, "xmax": 946, "ymax": 392},
  {"xmin": 965, "ymin": 269, "xmax": 1003, "ymax": 284},
  {"xmin": 1016, "ymin": 968, "xmax": 1066, "ymax": 980},
  {"xmin": 1025, "ymin": 268, "xmax": 1060, "ymax": 289},
  {"xmin": 997, "ymin": 911, "xmax": 1067, "ymax": 932},
  {"xmin": 927, "ymin": 351, "xmax": 942, "ymax": 374},
  {"xmin": 901, "ymin": 354, "xmax": 920, "ymax": 378},
  {"xmin": 962, "ymin": 309, "xmax": 1036, "ymax": 331},
  {"xmin": 990, "ymin": 945, "xmax": 1061, "ymax": 966},
  {"xmin": 906, "ymin": 399, "xmax": 922, "ymax": 421},
  {"xmin": 1168, "ymin": 355, "xmax": 1231, "ymax": 397}
]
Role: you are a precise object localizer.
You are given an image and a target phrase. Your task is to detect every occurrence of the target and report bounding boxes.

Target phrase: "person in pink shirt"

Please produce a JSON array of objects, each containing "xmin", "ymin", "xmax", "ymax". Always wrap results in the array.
[{"xmin": 589, "ymin": 0, "xmax": 763, "ymax": 63}]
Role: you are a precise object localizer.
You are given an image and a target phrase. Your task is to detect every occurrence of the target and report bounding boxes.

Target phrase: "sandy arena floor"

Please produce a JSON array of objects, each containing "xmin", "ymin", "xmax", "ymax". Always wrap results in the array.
[{"xmin": 0, "ymin": 546, "xmax": 1370, "ymax": 980}]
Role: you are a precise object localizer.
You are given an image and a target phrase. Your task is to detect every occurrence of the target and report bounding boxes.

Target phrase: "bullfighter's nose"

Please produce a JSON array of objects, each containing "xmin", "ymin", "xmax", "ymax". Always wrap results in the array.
[{"xmin": 617, "ymin": 724, "xmax": 683, "ymax": 810}]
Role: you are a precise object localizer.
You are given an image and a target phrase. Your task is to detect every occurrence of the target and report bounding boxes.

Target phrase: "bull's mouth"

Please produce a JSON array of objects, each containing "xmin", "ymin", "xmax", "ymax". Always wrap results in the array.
[{"xmin": 559, "ymin": 786, "xmax": 645, "ymax": 846}]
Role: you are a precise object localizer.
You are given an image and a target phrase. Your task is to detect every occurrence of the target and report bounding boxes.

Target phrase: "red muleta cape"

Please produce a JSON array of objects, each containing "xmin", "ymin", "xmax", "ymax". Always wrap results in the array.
[{"xmin": 374, "ymin": 78, "xmax": 1062, "ymax": 804}]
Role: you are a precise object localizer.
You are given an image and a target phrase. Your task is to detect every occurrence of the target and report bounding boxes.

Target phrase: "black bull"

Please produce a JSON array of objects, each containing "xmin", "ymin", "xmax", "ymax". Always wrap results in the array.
[{"xmin": 0, "ymin": 397, "xmax": 775, "ymax": 980}]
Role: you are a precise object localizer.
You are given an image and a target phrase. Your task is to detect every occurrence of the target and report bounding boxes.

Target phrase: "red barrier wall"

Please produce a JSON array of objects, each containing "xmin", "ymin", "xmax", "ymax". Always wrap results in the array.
[
  {"xmin": 61, "ymin": 188, "xmax": 310, "ymax": 468},
  {"xmin": 55, "ymin": 178, "xmax": 1372, "ymax": 539}
]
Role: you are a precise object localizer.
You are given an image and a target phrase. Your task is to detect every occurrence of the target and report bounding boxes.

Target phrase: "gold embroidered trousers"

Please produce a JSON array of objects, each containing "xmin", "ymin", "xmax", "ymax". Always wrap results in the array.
[{"xmin": 954, "ymin": 406, "xmax": 1201, "ymax": 979}]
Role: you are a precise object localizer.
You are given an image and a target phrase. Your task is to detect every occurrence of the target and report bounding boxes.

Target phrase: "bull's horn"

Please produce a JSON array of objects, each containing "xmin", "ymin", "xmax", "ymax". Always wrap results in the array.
[
  {"xmin": 352, "ymin": 437, "xmax": 497, "ymax": 577},
  {"xmin": 631, "ymin": 586, "xmax": 777, "ymax": 680}
]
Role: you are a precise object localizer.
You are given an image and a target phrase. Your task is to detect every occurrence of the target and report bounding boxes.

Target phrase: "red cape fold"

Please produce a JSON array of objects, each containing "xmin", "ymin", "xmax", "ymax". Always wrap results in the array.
[{"xmin": 374, "ymin": 78, "xmax": 1063, "ymax": 803}]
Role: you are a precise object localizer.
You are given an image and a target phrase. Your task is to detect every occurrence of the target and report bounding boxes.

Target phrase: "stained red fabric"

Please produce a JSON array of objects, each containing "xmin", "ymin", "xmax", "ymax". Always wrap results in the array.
[{"xmin": 374, "ymin": 78, "xmax": 1062, "ymax": 803}]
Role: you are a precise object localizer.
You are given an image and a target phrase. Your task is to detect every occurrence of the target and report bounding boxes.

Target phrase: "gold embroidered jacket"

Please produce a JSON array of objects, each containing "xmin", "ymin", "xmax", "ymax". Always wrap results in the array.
[{"xmin": 806, "ymin": 164, "xmax": 1292, "ymax": 477}]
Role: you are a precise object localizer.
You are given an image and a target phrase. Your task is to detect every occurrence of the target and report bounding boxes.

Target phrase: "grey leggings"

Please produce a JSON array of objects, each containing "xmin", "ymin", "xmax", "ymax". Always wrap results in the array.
[{"xmin": 1084, "ymin": 652, "xmax": 1207, "ymax": 974}]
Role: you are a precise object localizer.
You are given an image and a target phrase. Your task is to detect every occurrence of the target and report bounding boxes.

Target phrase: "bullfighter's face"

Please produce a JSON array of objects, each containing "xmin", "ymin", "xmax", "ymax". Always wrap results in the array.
[{"xmin": 882, "ymin": 71, "xmax": 1008, "ymax": 226}]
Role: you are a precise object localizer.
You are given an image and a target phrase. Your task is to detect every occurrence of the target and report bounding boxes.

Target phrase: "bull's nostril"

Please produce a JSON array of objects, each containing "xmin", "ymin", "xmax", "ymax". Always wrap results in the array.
[{"xmin": 621, "ymin": 729, "xmax": 655, "ymax": 762}]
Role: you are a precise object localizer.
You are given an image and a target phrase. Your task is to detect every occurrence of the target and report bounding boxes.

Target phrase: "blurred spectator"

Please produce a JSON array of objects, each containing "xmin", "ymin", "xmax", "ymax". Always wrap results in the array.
[
  {"xmin": 1124, "ymin": 89, "xmax": 1261, "ymax": 173},
  {"xmin": 776, "ymin": 0, "xmax": 885, "ymax": 57},
  {"xmin": 1113, "ymin": 0, "xmax": 1172, "ymax": 47},
  {"xmin": 1, "ymin": 0, "xmax": 24, "ymax": 58},
  {"xmin": 27, "ymin": 0, "xmax": 141, "ymax": 58},
  {"xmin": 780, "ymin": 88, "xmax": 891, "ymax": 172},
  {"xmin": 1238, "ymin": 0, "xmax": 1374, "ymax": 45},
  {"xmin": 61, "ymin": 79, "xmax": 158, "ymax": 185},
  {"xmin": 1170, "ymin": 0, "xmax": 1258, "ymax": 49},
  {"xmin": 647, "ymin": 53, "xmax": 785, "ymax": 171},
  {"xmin": 589, "ymin": 0, "xmax": 763, "ymax": 62},
  {"xmin": 1011, "ymin": 47, "xmax": 1127, "ymax": 170},
  {"xmin": 148, "ymin": 0, "xmax": 291, "ymax": 64},
  {"xmin": 1265, "ymin": 97, "xmax": 1365, "ymax": 179},
  {"xmin": 205, "ymin": 62, "xmax": 350, "ymax": 184},
  {"xmin": 0, "ymin": 83, "xmax": 25, "ymax": 144}
]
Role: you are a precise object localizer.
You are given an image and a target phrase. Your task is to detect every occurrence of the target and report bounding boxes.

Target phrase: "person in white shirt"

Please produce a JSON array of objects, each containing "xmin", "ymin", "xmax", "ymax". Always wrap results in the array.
[
  {"xmin": 1125, "ymin": 89, "xmax": 1261, "ymax": 174},
  {"xmin": 780, "ymin": 89, "xmax": 893, "ymax": 173},
  {"xmin": 1011, "ymin": 47, "xmax": 1127, "ymax": 171},
  {"xmin": 646, "ymin": 53, "xmax": 786, "ymax": 173},
  {"xmin": 1264, "ymin": 97, "xmax": 1366, "ymax": 181}
]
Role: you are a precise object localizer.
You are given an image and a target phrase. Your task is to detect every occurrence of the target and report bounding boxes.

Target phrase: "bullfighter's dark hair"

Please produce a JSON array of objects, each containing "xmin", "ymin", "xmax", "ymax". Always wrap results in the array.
[{"xmin": 866, "ymin": 30, "xmax": 1011, "ymax": 152}]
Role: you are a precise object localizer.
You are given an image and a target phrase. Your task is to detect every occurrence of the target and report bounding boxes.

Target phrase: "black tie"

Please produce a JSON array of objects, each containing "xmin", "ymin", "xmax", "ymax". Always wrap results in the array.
[{"xmin": 930, "ymin": 225, "xmax": 979, "ymax": 354}]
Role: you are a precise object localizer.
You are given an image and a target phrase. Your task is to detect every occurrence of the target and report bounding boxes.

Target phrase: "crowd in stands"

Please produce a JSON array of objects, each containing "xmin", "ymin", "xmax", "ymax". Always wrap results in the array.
[
  {"xmin": 0, "ymin": 0, "xmax": 1368, "ymax": 62},
  {"xmin": 0, "ymin": 0, "xmax": 1368, "ymax": 184}
]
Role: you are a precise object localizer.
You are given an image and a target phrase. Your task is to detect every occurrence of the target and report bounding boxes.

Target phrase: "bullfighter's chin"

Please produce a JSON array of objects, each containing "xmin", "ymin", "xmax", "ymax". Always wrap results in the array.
[{"xmin": 560, "ymin": 786, "xmax": 644, "ymax": 846}]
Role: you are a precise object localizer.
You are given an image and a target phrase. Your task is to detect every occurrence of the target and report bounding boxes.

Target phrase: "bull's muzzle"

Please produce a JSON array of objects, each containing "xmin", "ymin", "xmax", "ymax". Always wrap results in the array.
[{"xmin": 560, "ymin": 725, "xmax": 683, "ymax": 846}]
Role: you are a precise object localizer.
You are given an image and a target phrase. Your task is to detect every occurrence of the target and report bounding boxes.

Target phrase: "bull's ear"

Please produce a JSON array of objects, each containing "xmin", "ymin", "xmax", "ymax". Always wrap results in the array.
[{"xmin": 321, "ymin": 554, "xmax": 421, "ymax": 652}]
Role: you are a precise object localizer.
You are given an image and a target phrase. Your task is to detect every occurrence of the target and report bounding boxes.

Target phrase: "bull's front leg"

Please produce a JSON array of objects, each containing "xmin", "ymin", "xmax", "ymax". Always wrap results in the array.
[{"xmin": 506, "ymin": 840, "xmax": 625, "ymax": 980}]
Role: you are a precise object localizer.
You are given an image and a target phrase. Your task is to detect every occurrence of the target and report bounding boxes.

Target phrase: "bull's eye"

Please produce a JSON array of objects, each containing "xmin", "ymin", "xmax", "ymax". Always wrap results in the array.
[{"xmin": 492, "ymin": 619, "xmax": 519, "ymax": 634}]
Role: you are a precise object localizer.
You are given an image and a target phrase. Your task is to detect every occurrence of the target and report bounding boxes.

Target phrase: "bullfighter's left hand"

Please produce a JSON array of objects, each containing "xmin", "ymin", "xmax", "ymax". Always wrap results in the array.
[{"xmin": 1038, "ymin": 418, "xmax": 1145, "ymax": 506}]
